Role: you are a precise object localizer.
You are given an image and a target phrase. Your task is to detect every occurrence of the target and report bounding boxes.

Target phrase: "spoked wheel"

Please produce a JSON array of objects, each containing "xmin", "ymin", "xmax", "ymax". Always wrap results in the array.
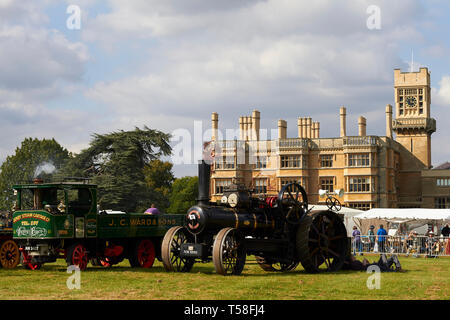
[
  {"xmin": 66, "ymin": 243, "xmax": 88, "ymax": 271},
  {"xmin": 255, "ymin": 256, "xmax": 298, "ymax": 272},
  {"xmin": 326, "ymin": 197, "xmax": 342, "ymax": 212},
  {"xmin": 98, "ymin": 245, "xmax": 125, "ymax": 267},
  {"xmin": 296, "ymin": 211, "xmax": 348, "ymax": 273},
  {"xmin": 213, "ymin": 228, "xmax": 246, "ymax": 276},
  {"xmin": 161, "ymin": 226, "xmax": 195, "ymax": 272},
  {"xmin": 20, "ymin": 250, "xmax": 41, "ymax": 270},
  {"xmin": 0, "ymin": 240, "xmax": 20, "ymax": 269},
  {"xmin": 277, "ymin": 183, "xmax": 308, "ymax": 225},
  {"xmin": 129, "ymin": 239, "xmax": 155, "ymax": 268}
]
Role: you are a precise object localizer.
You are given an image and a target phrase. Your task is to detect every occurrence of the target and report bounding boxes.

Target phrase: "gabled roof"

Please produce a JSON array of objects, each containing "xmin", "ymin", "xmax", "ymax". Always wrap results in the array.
[
  {"xmin": 433, "ymin": 162, "xmax": 450, "ymax": 170},
  {"xmin": 353, "ymin": 208, "xmax": 450, "ymax": 221}
]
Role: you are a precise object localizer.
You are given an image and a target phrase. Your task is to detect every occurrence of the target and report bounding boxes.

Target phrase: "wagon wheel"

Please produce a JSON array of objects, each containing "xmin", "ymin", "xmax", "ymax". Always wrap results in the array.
[
  {"xmin": 129, "ymin": 239, "xmax": 155, "ymax": 268},
  {"xmin": 0, "ymin": 240, "xmax": 20, "ymax": 269},
  {"xmin": 66, "ymin": 243, "xmax": 88, "ymax": 271},
  {"xmin": 20, "ymin": 250, "xmax": 41, "ymax": 270},
  {"xmin": 296, "ymin": 211, "xmax": 348, "ymax": 273},
  {"xmin": 161, "ymin": 226, "xmax": 195, "ymax": 272},
  {"xmin": 277, "ymin": 183, "xmax": 308, "ymax": 225},
  {"xmin": 255, "ymin": 256, "xmax": 298, "ymax": 272},
  {"xmin": 213, "ymin": 228, "xmax": 246, "ymax": 275},
  {"xmin": 326, "ymin": 197, "xmax": 342, "ymax": 212}
]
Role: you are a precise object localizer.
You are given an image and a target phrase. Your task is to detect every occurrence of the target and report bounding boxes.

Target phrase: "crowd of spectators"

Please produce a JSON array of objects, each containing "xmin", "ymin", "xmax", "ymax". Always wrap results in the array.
[{"xmin": 351, "ymin": 223, "xmax": 450, "ymax": 257}]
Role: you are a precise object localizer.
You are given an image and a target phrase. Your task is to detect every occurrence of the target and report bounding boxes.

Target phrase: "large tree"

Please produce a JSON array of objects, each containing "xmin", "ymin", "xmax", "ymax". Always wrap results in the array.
[
  {"xmin": 143, "ymin": 159, "xmax": 175, "ymax": 211},
  {"xmin": 167, "ymin": 176, "xmax": 198, "ymax": 214},
  {"xmin": 0, "ymin": 138, "xmax": 71, "ymax": 210},
  {"xmin": 59, "ymin": 126, "xmax": 172, "ymax": 213}
]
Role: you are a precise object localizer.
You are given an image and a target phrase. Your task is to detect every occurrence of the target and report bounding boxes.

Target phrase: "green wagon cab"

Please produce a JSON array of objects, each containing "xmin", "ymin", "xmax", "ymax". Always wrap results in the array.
[{"xmin": 12, "ymin": 178, "xmax": 183, "ymax": 270}]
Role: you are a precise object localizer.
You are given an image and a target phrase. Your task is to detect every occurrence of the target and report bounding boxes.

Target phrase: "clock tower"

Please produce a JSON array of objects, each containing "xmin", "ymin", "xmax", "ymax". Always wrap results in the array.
[{"xmin": 392, "ymin": 67, "xmax": 436, "ymax": 168}]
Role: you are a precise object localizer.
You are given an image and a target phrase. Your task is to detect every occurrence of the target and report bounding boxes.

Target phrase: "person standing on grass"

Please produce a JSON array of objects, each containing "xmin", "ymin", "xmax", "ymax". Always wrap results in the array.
[
  {"xmin": 377, "ymin": 224, "xmax": 388, "ymax": 253},
  {"xmin": 441, "ymin": 223, "xmax": 450, "ymax": 255},
  {"xmin": 425, "ymin": 231, "xmax": 438, "ymax": 258},
  {"xmin": 352, "ymin": 226, "xmax": 362, "ymax": 255},
  {"xmin": 368, "ymin": 225, "xmax": 375, "ymax": 251}
]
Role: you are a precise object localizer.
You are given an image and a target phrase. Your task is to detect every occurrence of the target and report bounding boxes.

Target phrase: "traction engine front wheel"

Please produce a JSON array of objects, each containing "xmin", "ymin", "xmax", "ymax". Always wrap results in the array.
[{"xmin": 161, "ymin": 226, "xmax": 195, "ymax": 272}]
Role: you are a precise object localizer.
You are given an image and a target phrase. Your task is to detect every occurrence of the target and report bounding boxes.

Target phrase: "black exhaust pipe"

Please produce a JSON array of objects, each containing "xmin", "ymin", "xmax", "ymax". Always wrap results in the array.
[{"xmin": 198, "ymin": 160, "xmax": 211, "ymax": 206}]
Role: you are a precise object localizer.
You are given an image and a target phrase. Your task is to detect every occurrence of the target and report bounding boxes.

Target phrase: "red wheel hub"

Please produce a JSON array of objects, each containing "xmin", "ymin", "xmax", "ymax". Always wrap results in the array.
[
  {"xmin": 137, "ymin": 240, "xmax": 155, "ymax": 268},
  {"xmin": 71, "ymin": 244, "xmax": 88, "ymax": 271}
]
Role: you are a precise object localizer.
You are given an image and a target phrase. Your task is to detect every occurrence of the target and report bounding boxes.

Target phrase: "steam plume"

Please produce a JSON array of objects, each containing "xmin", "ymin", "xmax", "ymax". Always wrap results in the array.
[{"xmin": 34, "ymin": 162, "xmax": 56, "ymax": 178}]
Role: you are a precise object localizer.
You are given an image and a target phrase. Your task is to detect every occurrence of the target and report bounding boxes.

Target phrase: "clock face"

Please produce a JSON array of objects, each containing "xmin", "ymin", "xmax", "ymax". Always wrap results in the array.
[{"xmin": 405, "ymin": 96, "xmax": 417, "ymax": 107}]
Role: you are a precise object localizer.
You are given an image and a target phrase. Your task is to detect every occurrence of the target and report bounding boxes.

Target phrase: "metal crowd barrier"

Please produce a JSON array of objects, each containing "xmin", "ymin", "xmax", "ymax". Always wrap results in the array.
[{"xmin": 351, "ymin": 235, "xmax": 450, "ymax": 257}]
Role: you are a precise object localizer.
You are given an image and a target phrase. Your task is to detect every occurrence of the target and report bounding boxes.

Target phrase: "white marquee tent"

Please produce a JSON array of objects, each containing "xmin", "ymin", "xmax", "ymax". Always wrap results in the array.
[
  {"xmin": 352, "ymin": 208, "xmax": 450, "ymax": 221},
  {"xmin": 352, "ymin": 208, "xmax": 450, "ymax": 235}
]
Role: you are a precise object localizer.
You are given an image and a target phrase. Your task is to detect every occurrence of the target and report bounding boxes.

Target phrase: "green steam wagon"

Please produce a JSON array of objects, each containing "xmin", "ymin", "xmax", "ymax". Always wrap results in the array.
[{"xmin": 12, "ymin": 178, "xmax": 182, "ymax": 270}]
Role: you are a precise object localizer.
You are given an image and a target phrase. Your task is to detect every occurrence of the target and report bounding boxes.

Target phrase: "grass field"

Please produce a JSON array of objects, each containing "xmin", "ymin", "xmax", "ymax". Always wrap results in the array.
[{"xmin": 0, "ymin": 255, "xmax": 448, "ymax": 300}]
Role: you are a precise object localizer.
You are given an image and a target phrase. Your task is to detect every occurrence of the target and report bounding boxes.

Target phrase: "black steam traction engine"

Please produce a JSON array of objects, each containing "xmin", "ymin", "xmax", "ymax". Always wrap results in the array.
[{"xmin": 161, "ymin": 161, "xmax": 348, "ymax": 275}]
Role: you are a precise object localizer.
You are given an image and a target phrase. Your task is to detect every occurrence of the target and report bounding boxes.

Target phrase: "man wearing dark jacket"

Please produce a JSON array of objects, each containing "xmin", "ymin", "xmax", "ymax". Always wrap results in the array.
[{"xmin": 377, "ymin": 225, "xmax": 388, "ymax": 253}]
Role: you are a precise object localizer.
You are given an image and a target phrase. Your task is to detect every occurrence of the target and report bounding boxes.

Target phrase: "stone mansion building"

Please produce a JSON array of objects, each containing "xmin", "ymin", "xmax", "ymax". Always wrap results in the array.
[{"xmin": 209, "ymin": 67, "xmax": 450, "ymax": 210}]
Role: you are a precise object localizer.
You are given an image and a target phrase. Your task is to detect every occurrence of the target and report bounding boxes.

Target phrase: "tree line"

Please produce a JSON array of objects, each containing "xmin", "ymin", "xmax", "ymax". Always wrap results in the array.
[{"xmin": 0, "ymin": 127, "xmax": 197, "ymax": 214}]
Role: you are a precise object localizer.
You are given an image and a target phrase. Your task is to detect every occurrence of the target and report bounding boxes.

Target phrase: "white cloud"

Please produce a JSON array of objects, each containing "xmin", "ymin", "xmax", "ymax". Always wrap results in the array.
[
  {"xmin": 434, "ymin": 76, "xmax": 450, "ymax": 105},
  {"xmin": 0, "ymin": 26, "xmax": 88, "ymax": 90},
  {"xmin": 77, "ymin": 0, "xmax": 432, "ymax": 175},
  {"xmin": 81, "ymin": 0, "xmax": 420, "ymax": 113},
  {"xmin": 0, "ymin": 1, "xmax": 91, "ymax": 161},
  {"xmin": 3, "ymin": 0, "xmax": 450, "ymax": 176}
]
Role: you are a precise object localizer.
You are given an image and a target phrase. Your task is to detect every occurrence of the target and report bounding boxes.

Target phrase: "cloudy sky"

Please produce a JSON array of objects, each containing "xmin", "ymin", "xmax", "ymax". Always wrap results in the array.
[{"xmin": 1, "ymin": 0, "xmax": 450, "ymax": 177}]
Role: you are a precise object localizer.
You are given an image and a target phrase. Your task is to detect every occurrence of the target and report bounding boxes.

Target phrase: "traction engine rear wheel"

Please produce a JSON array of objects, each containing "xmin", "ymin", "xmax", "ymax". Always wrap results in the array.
[
  {"xmin": 213, "ymin": 227, "xmax": 246, "ymax": 276},
  {"xmin": 129, "ymin": 239, "xmax": 155, "ymax": 268},
  {"xmin": 161, "ymin": 226, "xmax": 195, "ymax": 272},
  {"xmin": 296, "ymin": 211, "xmax": 348, "ymax": 273},
  {"xmin": 66, "ymin": 243, "xmax": 88, "ymax": 271},
  {"xmin": 0, "ymin": 240, "xmax": 20, "ymax": 269}
]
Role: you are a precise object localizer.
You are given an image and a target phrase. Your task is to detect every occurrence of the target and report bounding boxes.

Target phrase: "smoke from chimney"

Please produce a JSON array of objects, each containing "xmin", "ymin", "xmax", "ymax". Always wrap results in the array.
[{"xmin": 34, "ymin": 161, "xmax": 56, "ymax": 178}]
